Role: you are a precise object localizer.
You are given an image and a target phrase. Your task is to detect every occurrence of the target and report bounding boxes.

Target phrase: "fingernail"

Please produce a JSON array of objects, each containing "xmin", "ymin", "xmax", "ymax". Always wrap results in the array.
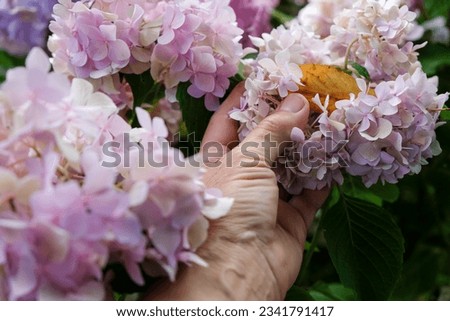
[{"xmin": 279, "ymin": 94, "xmax": 307, "ymax": 113}]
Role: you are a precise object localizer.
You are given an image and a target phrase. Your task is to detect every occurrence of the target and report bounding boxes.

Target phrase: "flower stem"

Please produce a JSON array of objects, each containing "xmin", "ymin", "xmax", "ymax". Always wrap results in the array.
[{"xmin": 344, "ymin": 38, "xmax": 359, "ymax": 71}]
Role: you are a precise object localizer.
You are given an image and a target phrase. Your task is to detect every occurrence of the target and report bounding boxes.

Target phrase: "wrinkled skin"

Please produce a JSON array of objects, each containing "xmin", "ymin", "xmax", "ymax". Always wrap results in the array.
[{"xmin": 146, "ymin": 85, "xmax": 329, "ymax": 300}]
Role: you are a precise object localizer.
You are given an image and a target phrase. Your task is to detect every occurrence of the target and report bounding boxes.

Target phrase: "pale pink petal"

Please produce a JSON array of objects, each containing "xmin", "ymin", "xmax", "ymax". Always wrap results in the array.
[
  {"xmin": 87, "ymin": 42, "xmax": 108, "ymax": 61},
  {"xmin": 99, "ymin": 24, "xmax": 117, "ymax": 42},
  {"xmin": 135, "ymin": 107, "xmax": 152, "ymax": 131},
  {"xmin": 26, "ymin": 47, "xmax": 51, "ymax": 72},
  {"xmin": 108, "ymin": 40, "xmax": 131, "ymax": 63},
  {"xmin": 194, "ymin": 73, "xmax": 215, "ymax": 93},
  {"xmin": 152, "ymin": 117, "xmax": 169, "ymax": 138}
]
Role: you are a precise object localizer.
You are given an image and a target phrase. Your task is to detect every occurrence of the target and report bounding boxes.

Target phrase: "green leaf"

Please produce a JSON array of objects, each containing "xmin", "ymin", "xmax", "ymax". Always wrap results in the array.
[
  {"xmin": 418, "ymin": 44, "xmax": 450, "ymax": 75},
  {"xmin": 349, "ymin": 62, "xmax": 371, "ymax": 81},
  {"xmin": 438, "ymin": 274, "xmax": 450, "ymax": 288},
  {"xmin": 366, "ymin": 182, "xmax": 400, "ymax": 203},
  {"xmin": 392, "ymin": 246, "xmax": 443, "ymax": 300},
  {"xmin": 324, "ymin": 187, "xmax": 341, "ymax": 210},
  {"xmin": 271, "ymin": 9, "xmax": 295, "ymax": 25},
  {"xmin": 342, "ymin": 176, "xmax": 400, "ymax": 206},
  {"xmin": 304, "ymin": 241, "xmax": 320, "ymax": 252},
  {"xmin": 423, "ymin": 0, "xmax": 450, "ymax": 20},
  {"xmin": 285, "ymin": 285, "xmax": 315, "ymax": 301},
  {"xmin": 123, "ymin": 72, "xmax": 166, "ymax": 128},
  {"xmin": 0, "ymin": 50, "xmax": 25, "ymax": 84},
  {"xmin": 308, "ymin": 282, "xmax": 356, "ymax": 301},
  {"xmin": 440, "ymin": 108, "xmax": 450, "ymax": 121},
  {"xmin": 322, "ymin": 195, "xmax": 404, "ymax": 300},
  {"xmin": 176, "ymin": 82, "xmax": 213, "ymax": 150},
  {"xmin": 123, "ymin": 72, "xmax": 165, "ymax": 108}
]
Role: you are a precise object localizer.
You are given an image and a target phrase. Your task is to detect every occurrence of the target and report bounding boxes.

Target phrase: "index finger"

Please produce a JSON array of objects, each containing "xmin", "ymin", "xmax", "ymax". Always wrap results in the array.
[{"xmin": 200, "ymin": 82, "xmax": 245, "ymax": 154}]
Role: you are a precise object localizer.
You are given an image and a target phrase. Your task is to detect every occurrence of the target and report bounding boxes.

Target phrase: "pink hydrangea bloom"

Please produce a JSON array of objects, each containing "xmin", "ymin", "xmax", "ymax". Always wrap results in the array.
[
  {"xmin": 48, "ymin": 0, "xmax": 155, "ymax": 78},
  {"xmin": 0, "ymin": 47, "xmax": 117, "ymax": 167},
  {"xmin": 230, "ymin": 2, "xmax": 448, "ymax": 193},
  {"xmin": 229, "ymin": 0, "xmax": 280, "ymax": 47},
  {"xmin": 100, "ymin": 107, "xmax": 233, "ymax": 280},
  {"xmin": 297, "ymin": 0, "xmax": 354, "ymax": 38},
  {"xmin": 49, "ymin": 0, "xmax": 244, "ymax": 111},
  {"xmin": 239, "ymin": 21, "xmax": 331, "ymax": 107},
  {"xmin": 150, "ymin": 0, "xmax": 244, "ymax": 110},
  {"xmin": 0, "ymin": 48, "xmax": 233, "ymax": 300},
  {"xmin": 326, "ymin": 0, "xmax": 424, "ymax": 81}
]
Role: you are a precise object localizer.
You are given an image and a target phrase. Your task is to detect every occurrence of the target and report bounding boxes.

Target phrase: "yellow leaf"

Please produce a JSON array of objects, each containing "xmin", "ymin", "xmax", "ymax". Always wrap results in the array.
[{"xmin": 295, "ymin": 64, "xmax": 368, "ymax": 113}]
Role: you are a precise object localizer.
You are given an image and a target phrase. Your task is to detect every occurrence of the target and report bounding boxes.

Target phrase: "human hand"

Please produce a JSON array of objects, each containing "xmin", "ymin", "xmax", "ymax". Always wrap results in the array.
[{"xmin": 146, "ymin": 84, "xmax": 329, "ymax": 300}]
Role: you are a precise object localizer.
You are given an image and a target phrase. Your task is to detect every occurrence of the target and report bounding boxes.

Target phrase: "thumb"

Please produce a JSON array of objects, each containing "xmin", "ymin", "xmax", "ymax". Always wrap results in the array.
[{"xmin": 237, "ymin": 94, "xmax": 310, "ymax": 167}]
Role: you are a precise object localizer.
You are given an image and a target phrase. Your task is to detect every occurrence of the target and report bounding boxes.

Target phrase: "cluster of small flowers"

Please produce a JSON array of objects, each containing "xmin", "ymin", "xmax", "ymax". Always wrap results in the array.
[
  {"xmin": 230, "ymin": 0, "xmax": 448, "ymax": 193},
  {"xmin": 297, "ymin": 0, "xmax": 450, "ymax": 80},
  {"xmin": 297, "ymin": 0, "xmax": 354, "ymax": 38},
  {"xmin": 48, "ymin": 0, "xmax": 244, "ymax": 110},
  {"xmin": 0, "ymin": 48, "xmax": 232, "ymax": 300},
  {"xmin": 0, "ymin": 0, "xmax": 59, "ymax": 56},
  {"xmin": 326, "ymin": 0, "xmax": 426, "ymax": 82},
  {"xmin": 48, "ymin": 0, "xmax": 164, "ymax": 78},
  {"xmin": 232, "ymin": 20, "xmax": 331, "ymax": 139},
  {"xmin": 229, "ymin": 0, "xmax": 280, "ymax": 48},
  {"xmin": 297, "ymin": 0, "xmax": 425, "ymax": 39}
]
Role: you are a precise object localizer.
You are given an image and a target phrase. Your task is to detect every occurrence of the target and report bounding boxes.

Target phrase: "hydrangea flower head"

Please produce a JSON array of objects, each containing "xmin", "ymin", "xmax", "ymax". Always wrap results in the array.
[
  {"xmin": 49, "ymin": 0, "xmax": 140, "ymax": 78},
  {"xmin": 49, "ymin": 0, "xmax": 245, "ymax": 111},
  {"xmin": 322, "ymin": 0, "xmax": 424, "ymax": 81},
  {"xmin": 0, "ymin": 0, "xmax": 58, "ymax": 56},
  {"xmin": 0, "ymin": 48, "xmax": 233, "ymax": 300},
  {"xmin": 150, "ymin": 0, "xmax": 244, "ymax": 110},
  {"xmin": 231, "ymin": 0, "xmax": 448, "ymax": 193},
  {"xmin": 229, "ymin": 0, "xmax": 280, "ymax": 47}
]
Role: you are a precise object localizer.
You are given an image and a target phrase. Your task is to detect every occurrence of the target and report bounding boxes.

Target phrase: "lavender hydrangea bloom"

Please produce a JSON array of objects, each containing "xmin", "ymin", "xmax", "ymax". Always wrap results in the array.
[
  {"xmin": 297, "ymin": 0, "xmax": 354, "ymax": 38},
  {"xmin": 0, "ymin": 0, "xmax": 58, "ymax": 56},
  {"xmin": 229, "ymin": 0, "xmax": 279, "ymax": 48},
  {"xmin": 231, "ymin": 0, "xmax": 448, "ymax": 194},
  {"xmin": 327, "ymin": 0, "xmax": 425, "ymax": 82}
]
